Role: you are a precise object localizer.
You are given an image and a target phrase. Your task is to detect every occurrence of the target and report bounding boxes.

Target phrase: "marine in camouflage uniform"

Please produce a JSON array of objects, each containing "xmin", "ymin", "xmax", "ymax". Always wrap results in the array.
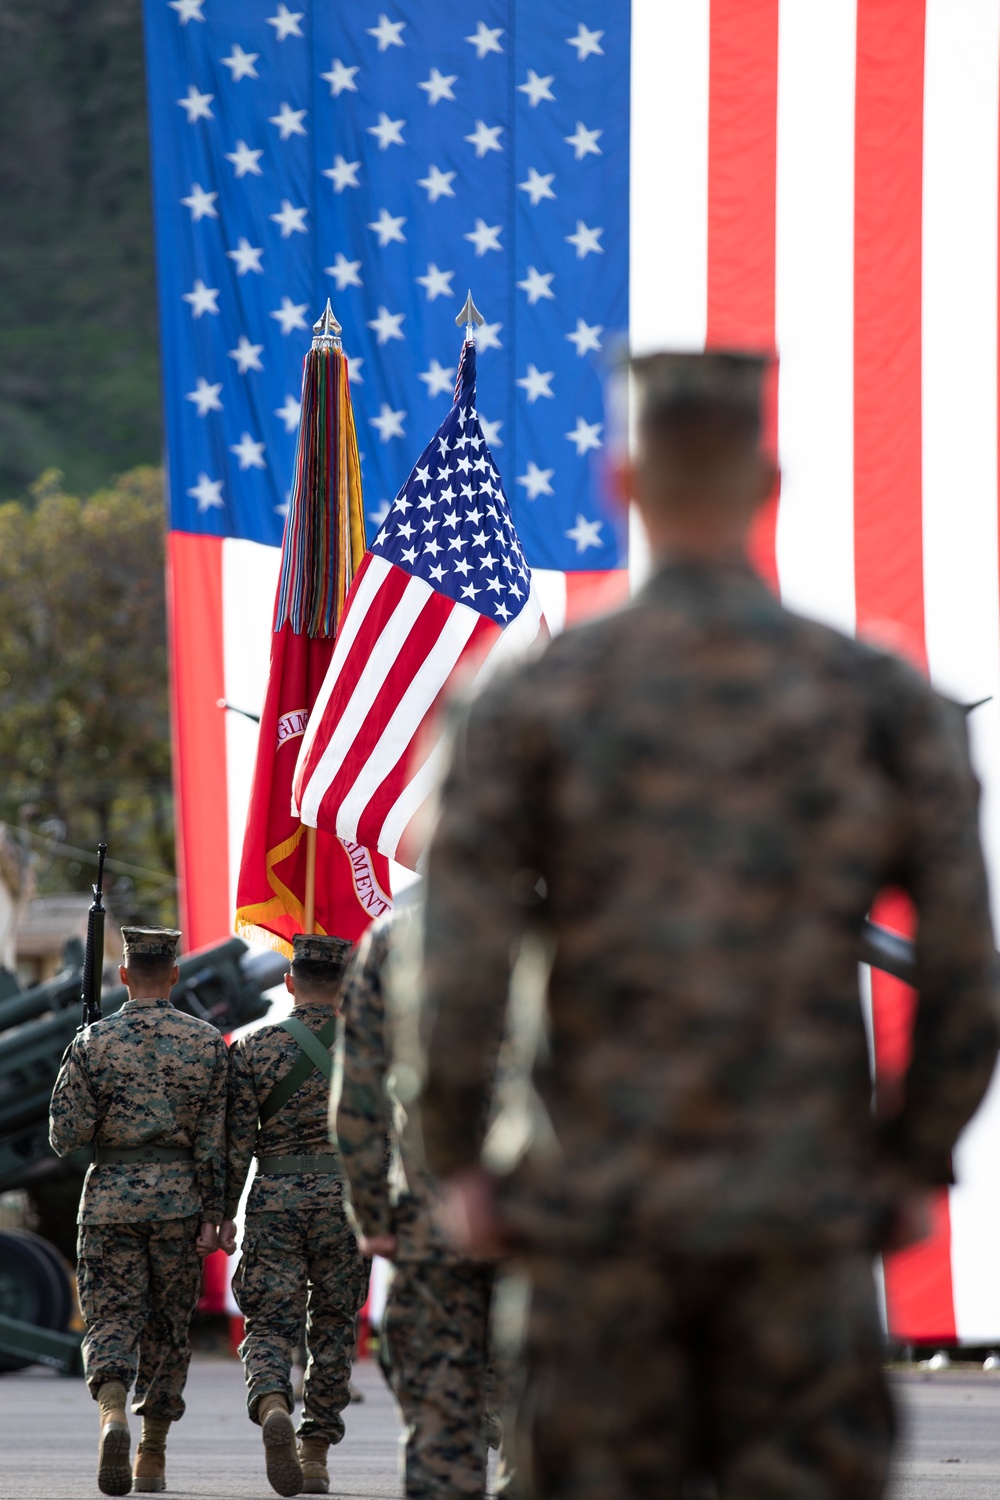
[
  {"xmin": 332, "ymin": 909, "xmax": 497, "ymax": 1500},
  {"xmin": 419, "ymin": 352, "xmax": 1000, "ymax": 1500},
  {"xmin": 225, "ymin": 932, "xmax": 368, "ymax": 1497},
  {"xmin": 49, "ymin": 925, "xmax": 228, "ymax": 1495}
]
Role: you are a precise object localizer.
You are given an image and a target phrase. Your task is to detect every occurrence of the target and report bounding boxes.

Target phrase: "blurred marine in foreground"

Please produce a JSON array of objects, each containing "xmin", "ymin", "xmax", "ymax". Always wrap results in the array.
[
  {"xmin": 419, "ymin": 350, "xmax": 1000, "ymax": 1500},
  {"xmin": 50, "ymin": 926, "xmax": 228, "ymax": 1496},
  {"xmin": 333, "ymin": 907, "xmax": 500, "ymax": 1500}
]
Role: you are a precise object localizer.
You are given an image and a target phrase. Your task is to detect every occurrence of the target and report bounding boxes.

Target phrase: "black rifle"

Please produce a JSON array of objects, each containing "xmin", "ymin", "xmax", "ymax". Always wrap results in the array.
[{"xmin": 80, "ymin": 843, "xmax": 108, "ymax": 1030}]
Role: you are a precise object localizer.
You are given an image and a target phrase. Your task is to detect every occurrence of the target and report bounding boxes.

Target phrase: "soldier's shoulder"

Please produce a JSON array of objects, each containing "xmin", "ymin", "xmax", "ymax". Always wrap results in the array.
[
  {"xmin": 233, "ymin": 1019, "xmax": 285, "ymax": 1055},
  {"xmin": 170, "ymin": 1007, "xmax": 227, "ymax": 1043},
  {"xmin": 783, "ymin": 607, "xmax": 945, "ymax": 703}
]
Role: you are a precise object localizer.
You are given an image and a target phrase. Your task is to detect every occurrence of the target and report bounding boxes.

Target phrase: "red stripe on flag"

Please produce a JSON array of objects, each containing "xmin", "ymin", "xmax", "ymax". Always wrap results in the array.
[
  {"xmin": 852, "ymin": 6, "xmax": 953, "ymax": 1347},
  {"xmin": 872, "ymin": 886, "xmax": 956, "ymax": 1344},
  {"xmin": 884, "ymin": 1190, "xmax": 958, "ymax": 1345},
  {"xmin": 166, "ymin": 532, "xmax": 231, "ymax": 950},
  {"xmin": 296, "ymin": 560, "xmax": 412, "ymax": 793},
  {"xmin": 356, "ymin": 611, "xmax": 501, "ymax": 851},
  {"xmin": 564, "ymin": 569, "xmax": 630, "ymax": 626},
  {"xmin": 854, "ymin": 0, "xmax": 927, "ymax": 666},
  {"xmin": 315, "ymin": 587, "xmax": 460, "ymax": 822},
  {"xmin": 706, "ymin": 0, "xmax": 780, "ymax": 586}
]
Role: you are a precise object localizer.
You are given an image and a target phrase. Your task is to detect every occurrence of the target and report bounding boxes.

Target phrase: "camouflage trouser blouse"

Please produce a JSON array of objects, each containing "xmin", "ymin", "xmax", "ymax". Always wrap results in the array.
[
  {"xmin": 519, "ymin": 1248, "xmax": 895, "ymax": 1500},
  {"xmin": 76, "ymin": 1215, "xmax": 203, "ymax": 1421},
  {"xmin": 382, "ymin": 1260, "xmax": 497, "ymax": 1499},
  {"xmin": 233, "ymin": 1198, "xmax": 368, "ymax": 1442}
]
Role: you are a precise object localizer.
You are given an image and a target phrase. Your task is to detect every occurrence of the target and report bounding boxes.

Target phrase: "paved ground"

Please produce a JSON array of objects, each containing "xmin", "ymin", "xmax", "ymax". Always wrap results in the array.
[
  {"xmin": 4, "ymin": 1357, "xmax": 1000, "ymax": 1498},
  {"xmin": 0, "ymin": 1356, "xmax": 402, "ymax": 1500},
  {"xmin": 888, "ymin": 1369, "xmax": 1000, "ymax": 1500}
]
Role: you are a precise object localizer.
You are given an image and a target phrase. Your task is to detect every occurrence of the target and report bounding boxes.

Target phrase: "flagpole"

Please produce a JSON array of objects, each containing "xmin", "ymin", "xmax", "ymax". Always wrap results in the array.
[
  {"xmin": 456, "ymin": 289, "xmax": 485, "ymax": 341},
  {"xmin": 303, "ymin": 825, "xmax": 318, "ymax": 934}
]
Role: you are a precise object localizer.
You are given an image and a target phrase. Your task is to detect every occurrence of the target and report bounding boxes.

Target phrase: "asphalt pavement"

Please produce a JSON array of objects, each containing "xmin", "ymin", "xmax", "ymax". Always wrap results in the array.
[
  {"xmin": 3, "ymin": 1356, "xmax": 1000, "ymax": 1499},
  {"xmin": 888, "ymin": 1369, "xmax": 1000, "ymax": 1499}
]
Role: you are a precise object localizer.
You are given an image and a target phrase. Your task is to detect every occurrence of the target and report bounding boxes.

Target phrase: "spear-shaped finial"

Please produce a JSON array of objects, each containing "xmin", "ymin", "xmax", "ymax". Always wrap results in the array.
[
  {"xmin": 312, "ymin": 299, "xmax": 342, "ymax": 349},
  {"xmin": 456, "ymin": 290, "xmax": 485, "ymax": 340}
]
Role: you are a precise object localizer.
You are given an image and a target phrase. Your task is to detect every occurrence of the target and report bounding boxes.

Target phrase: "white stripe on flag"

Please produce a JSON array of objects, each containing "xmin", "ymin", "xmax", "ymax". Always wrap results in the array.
[
  {"xmin": 774, "ymin": 0, "xmax": 857, "ymax": 636},
  {"xmin": 299, "ymin": 554, "xmax": 393, "ymax": 762},
  {"xmin": 472, "ymin": 586, "xmax": 546, "ymax": 685},
  {"xmin": 335, "ymin": 601, "xmax": 483, "ymax": 842},
  {"xmin": 379, "ymin": 588, "xmax": 547, "ymax": 862},
  {"xmin": 222, "ymin": 537, "xmax": 281, "ymax": 922},
  {"xmin": 629, "ymin": 0, "xmax": 709, "ymax": 354},
  {"xmin": 381, "ymin": 736, "xmax": 449, "ymax": 865},
  {"xmin": 920, "ymin": 0, "xmax": 1000, "ymax": 1346},
  {"xmin": 299, "ymin": 574, "xmax": 433, "ymax": 826},
  {"xmin": 531, "ymin": 568, "xmax": 567, "ymax": 636}
]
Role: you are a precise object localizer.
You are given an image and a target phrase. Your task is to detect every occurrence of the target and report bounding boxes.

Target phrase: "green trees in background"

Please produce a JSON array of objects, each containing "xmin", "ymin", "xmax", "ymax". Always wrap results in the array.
[
  {"xmin": 0, "ymin": 0, "xmax": 160, "ymax": 499},
  {"xmin": 0, "ymin": 2, "xmax": 177, "ymax": 921},
  {"xmin": 0, "ymin": 467, "xmax": 176, "ymax": 925}
]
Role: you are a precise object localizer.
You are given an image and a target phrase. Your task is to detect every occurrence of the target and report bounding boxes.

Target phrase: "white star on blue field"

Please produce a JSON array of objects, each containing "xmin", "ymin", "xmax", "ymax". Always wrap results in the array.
[
  {"xmin": 144, "ymin": 1, "xmax": 628, "ymax": 570},
  {"xmin": 371, "ymin": 341, "xmax": 531, "ymax": 624}
]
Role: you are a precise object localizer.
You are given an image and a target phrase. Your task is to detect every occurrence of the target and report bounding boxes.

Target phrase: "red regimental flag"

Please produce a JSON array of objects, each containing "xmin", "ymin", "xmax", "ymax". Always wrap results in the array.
[{"xmin": 235, "ymin": 328, "xmax": 391, "ymax": 954}]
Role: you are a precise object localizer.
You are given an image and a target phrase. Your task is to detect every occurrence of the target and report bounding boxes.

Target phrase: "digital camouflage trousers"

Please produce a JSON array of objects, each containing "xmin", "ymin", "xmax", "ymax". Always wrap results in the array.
[
  {"xmin": 517, "ymin": 1248, "xmax": 895, "ymax": 1500},
  {"xmin": 76, "ymin": 1215, "xmax": 203, "ymax": 1421},
  {"xmin": 233, "ymin": 1198, "xmax": 369, "ymax": 1443},
  {"xmin": 382, "ymin": 1260, "xmax": 497, "ymax": 1499}
]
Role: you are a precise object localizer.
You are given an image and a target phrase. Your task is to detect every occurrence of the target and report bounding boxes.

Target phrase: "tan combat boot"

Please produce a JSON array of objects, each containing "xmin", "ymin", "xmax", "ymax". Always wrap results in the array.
[
  {"xmin": 133, "ymin": 1416, "xmax": 170, "ymax": 1493},
  {"xmin": 298, "ymin": 1436, "xmax": 329, "ymax": 1495},
  {"xmin": 96, "ymin": 1381, "xmax": 132, "ymax": 1496},
  {"xmin": 258, "ymin": 1392, "xmax": 303, "ymax": 1497}
]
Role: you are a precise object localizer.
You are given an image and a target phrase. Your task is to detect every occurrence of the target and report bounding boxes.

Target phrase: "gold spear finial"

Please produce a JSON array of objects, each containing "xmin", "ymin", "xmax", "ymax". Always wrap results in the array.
[
  {"xmin": 312, "ymin": 299, "xmax": 342, "ymax": 349},
  {"xmin": 455, "ymin": 290, "xmax": 485, "ymax": 339}
]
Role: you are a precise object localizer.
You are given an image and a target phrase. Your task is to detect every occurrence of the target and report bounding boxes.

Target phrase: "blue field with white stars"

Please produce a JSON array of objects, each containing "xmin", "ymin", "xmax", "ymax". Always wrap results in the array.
[{"xmin": 143, "ymin": 0, "xmax": 629, "ymax": 572}]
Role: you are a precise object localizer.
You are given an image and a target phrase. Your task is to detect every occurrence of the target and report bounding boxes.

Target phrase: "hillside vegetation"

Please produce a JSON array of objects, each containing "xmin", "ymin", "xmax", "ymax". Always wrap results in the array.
[{"xmin": 0, "ymin": 0, "xmax": 160, "ymax": 499}]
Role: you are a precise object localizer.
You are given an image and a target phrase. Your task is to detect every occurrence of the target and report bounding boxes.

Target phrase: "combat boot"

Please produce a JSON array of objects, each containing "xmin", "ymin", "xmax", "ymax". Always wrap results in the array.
[
  {"xmin": 96, "ymin": 1380, "xmax": 132, "ymax": 1496},
  {"xmin": 258, "ymin": 1392, "xmax": 303, "ymax": 1497},
  {"xmin": 298, "ymin": 1436, "xmax": 329, "ymax": 1494},
  {"xmin": 133, "ymin": 1416, "xmax": 170, "ymax": 1492}
]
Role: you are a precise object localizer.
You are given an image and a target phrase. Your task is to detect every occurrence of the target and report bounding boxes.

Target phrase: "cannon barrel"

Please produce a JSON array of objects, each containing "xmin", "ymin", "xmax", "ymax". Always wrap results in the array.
[{"xmin": 0, "ymin": 972, "xmax": 83, "ymax": 1033}]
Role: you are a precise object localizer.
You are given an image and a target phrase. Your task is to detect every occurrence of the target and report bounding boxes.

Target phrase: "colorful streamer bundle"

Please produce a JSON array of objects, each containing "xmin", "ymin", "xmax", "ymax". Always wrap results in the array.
[{"xmin": 274, "ymin": 348, "xmax": 367, "ymax": 638}]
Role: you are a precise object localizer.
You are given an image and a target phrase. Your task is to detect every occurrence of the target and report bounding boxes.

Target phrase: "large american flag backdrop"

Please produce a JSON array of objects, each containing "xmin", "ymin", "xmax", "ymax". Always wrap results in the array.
[{"xmin": 144, "ymin": 0, "xmax": 1000, "ymax": 1344}]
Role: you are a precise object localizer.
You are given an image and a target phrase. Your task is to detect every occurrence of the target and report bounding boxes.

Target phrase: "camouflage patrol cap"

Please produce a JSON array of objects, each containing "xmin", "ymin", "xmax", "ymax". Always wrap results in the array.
[
  {"xmin": 292, "ymin": 932, "xmax": 353, "ymax": 975},
  {"xmin": 122, "ymin": 926, "xmax": 182, "ymax": 961},
  {"xmin": 630, "ymin": 350, "xmax": 769, "ymax": 431}
]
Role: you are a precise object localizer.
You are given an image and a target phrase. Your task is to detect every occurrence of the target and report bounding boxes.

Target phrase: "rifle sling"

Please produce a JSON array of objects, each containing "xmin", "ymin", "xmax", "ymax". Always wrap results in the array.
[{"xmin": 258, "ymin": 1015, "xmax": 336, "ymax": 1126}]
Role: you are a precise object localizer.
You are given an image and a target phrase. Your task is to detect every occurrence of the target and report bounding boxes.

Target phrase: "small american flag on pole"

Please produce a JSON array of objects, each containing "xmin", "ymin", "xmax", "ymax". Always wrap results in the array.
[{"xmin": 292, "ymin": 320, "xmax": 546, "ymax": 870}]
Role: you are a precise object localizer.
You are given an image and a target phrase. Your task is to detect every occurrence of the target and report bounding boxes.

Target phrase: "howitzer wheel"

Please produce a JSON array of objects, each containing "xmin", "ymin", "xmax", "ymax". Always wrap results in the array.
[
  {"xmin": 0, "ymin": 1229, "xmax": 72, "ymax": 1373},
  {"xmin": 6, "ymin": 1230, "xmax": 74, "ymax": 1331}
]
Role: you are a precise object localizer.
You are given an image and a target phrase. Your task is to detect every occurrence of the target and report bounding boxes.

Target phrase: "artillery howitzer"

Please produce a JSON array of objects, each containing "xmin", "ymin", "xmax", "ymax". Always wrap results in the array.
[{"xmin": 0, "ymin": 936, "xmax": 288, "ymax": 1374}]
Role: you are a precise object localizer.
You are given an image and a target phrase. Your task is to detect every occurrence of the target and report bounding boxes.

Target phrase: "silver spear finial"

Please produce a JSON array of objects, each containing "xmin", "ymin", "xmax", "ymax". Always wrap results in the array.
[
  {"xmin": 312, "ymin": 299, "xmax": 342, "ymax": 350},
  {"xmin": 455, "ymin": 290, "xmax": 485, "ymax": 341}
]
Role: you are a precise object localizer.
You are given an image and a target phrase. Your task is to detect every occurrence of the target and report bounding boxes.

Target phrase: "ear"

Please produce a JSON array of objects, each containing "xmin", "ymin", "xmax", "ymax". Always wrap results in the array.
[
  {"xmin": 119, "ymin": 963, "xmax": 128, "ymax": 985},
  {"xmin": 169, "ymin": 964, "xmax": 181, "ymax": 989},
  {"xmin": 284, "ymin": 972, "xmax": 295, "ymax": 996}
]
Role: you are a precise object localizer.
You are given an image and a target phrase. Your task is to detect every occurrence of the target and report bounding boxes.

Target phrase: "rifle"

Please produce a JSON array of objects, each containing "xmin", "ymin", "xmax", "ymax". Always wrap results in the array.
[{"xmin": 80, "ymin": 843, "xmax": 108, "ymax": 1030}]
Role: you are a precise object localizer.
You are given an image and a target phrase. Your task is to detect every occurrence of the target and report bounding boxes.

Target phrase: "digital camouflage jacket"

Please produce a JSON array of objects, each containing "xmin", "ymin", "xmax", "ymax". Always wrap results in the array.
[
  {"xmin": 332, "ymin": 911, "xmax": 464, "ymax": 1263},
  {"xmin": 225, "ymin": 1002, "xmax": 343, "ymax": 1218},
  {"xmin": 420, "ymin": 558, "xmax": 1000, "ymax": 1255},
  {"xmin": 50, "ymin": 997, "xmax": 228, "ymax": 1224}
]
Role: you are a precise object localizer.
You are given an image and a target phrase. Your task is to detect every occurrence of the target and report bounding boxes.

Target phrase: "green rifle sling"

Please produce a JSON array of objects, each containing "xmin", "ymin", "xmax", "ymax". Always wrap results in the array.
[{"xmin": 258, "ymin": 1015, "xmax": 336, "ymax": 1126}]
